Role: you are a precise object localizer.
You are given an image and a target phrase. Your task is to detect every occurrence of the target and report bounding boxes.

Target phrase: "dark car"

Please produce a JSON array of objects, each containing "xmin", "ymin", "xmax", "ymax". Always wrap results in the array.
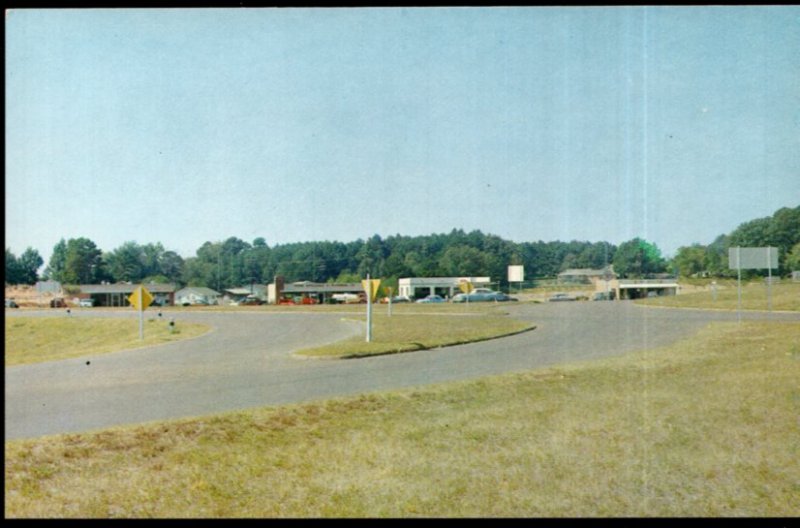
[
  {"xmin": 238, "ymin": 296, "xmax": 265, "ymax": 306},
  {"xmin": 548, "ymin": 293, "xmax": 577, "ymax": 302},
  {"xmin": 5, "ymin": 299, "xmax": 19, "ymax": 308},
  {"xmin": 492, "ymin": 292, "xmax": 519, "ymax": 302},
  {"xmin": 592, "ymin": 292, "xmax": 614, "ymax": 301},
  {"xmin": 50, "ymin": 298, "xmax": 67, "ymax": 308}
]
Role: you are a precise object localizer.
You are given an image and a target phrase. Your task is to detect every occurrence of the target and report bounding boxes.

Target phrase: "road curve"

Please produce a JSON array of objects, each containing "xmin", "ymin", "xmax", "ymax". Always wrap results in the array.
[{"xmin": 5, "ymin": 303, "xmax": 798, "ymax": 440}]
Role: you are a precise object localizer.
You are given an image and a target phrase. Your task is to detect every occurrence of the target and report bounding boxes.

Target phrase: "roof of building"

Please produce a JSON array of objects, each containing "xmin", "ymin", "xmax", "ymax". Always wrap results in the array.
[
  {"xmin": 281, "ymin": 282, "xmax": 363, "ymax": 294},
  {"xmin": 224, "ymin": 288, "xmax": 255, "ymax": 296},
  {"xmin": 398, "ymin": 277, "xmax": 491, "ymax": 285},
  {"xmin": 175, "ymin": 287, "xmax": 220, "ymax": 296},
  {"xmin": 80, "ymin": 283, "xmax": 177, "ymax": 294},
  {"xmin": 558, "ymin": 268, "xmax": 614, "ymax": 277}
]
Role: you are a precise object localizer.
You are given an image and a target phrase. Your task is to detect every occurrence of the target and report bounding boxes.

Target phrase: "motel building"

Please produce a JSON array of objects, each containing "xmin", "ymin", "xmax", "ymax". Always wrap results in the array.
[{"xmin": 397, "ymin": 277, "xmax": 492, "ymax": 300}]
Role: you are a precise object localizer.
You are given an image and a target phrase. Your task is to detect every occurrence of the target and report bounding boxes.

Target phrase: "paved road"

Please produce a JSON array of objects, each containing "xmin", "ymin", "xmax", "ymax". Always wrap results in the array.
[{"xmin": 5, "ymin": 303, "xmax": 798, "ymax": 440}]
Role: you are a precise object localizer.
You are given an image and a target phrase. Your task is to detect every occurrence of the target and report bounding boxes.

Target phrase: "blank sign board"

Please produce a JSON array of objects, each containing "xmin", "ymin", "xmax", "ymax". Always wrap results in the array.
[
  {"xmin": 728, "ymin": 247, "xmax": 778, "ymax": 270},
  {"xmin": 508, "ymin": 265, "xmax": 524, "ymax": 282}
]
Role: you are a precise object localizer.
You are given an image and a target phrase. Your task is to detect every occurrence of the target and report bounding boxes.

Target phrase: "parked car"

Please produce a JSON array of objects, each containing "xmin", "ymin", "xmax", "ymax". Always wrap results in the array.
[
  {"xmin": 50, "ymin": 297, "xmax": 67, "ymax": 308},
  {"xmin": 238, "ymin": 296, "xmax": 265, "ymax": 306},
  {"xmin": 493, "ymin": 292, "xmax": 519, "ymax": 302},
  {"xmin": 389, "ymin": 295, "xmax": 412, "ymax": 303},
  {"xmin": 548, "ymin": 293, "xmax": 577, "ymax": 302},
  {"xmin": 78, "ymin": 298, "xmax": 95, "ymax": 307},
  {"xmin": 415, "ymin": 294, "xmax": 446, "ymax": 303},
  {"xmin": 332, "ymin": 293, "xmax": 363, "ymax": 304},
  {"xmin": 592, "ymin": 292, "xmax": 614, "ymax": 301},
  {"xmin": 5, "ymin": 299, "xmax": 19, "ymax": 308},
  {"xmin": 182, "ymin": 299, "xmax": 210, "ymax": 306},
  {"xmin": 452, "ymin": 288, "xmax": 516, "ymax": 303}
]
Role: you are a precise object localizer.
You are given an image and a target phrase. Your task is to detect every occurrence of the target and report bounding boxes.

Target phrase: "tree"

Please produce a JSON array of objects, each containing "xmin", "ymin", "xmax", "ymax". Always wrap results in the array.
[
  {"xmin": 786, "ymin": 242, "xmax": 800, "ymax": 273},
  {"xmin": 45, "ymin": 238, "xmax": 68, "ymax": 282},
  {"xmin": 438, "ymin": 245, "xmax": 487, "ymax": 277},
  {"xmin": 672, "ymin": 244, "xmax": 708, "ymax": 277},
  {"xmin": 159, "ymin": 251, "xmax": 185, "ymax": 284},
  {"xmin": 5, "ymin": 249, "xmax": 24, "ymax": 285},
  {"xmin": 104, "ymin": 241, "xmax": 145, "ymax": 283},
  {"xmin": 705, "ymin": 234, "xmax": 732, "ymax": 277},
  {"xmin": 612, "ymin": 238, "xmax": 667, "ymax": 278},
  {"xmin": 17, "ymin": 248, "xmax": 44, "ymax": 285},
  {"xmin": 62, "ymin": 238, "xmax": 104, "ymax": 284}
]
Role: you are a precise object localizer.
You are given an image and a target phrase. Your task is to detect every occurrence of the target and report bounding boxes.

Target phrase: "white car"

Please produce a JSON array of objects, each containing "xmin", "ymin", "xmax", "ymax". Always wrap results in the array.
[
  {"xmin": 79, "ymin": 298, "xmax": 95, "ymax": 307},
  {"xmin": 331, "ymin": 293, "xmax": 362, "ymax": 304}
]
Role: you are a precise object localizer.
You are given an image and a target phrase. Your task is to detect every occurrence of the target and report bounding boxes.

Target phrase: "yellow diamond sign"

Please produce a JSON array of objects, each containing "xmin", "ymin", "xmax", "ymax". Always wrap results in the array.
[
  {"xmin": 459, "ymin": 280, "xmax": 474, "ymax": 294},
  {"xmin": 361, "ymin": 279, "xmax": 381, "ymax": 302},
  {"xmin": 128, "ymin": 286, "xmax": 154, "ymax": 311}
]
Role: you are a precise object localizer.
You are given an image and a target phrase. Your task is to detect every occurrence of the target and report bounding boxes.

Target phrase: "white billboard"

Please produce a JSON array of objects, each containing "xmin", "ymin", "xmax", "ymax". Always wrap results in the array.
[
  {"xmin": 508, "ymin": 265, "xmax": 524, "ymax": 282},
  {"xmin": 728, "ymin": 247, "xmax": 778, "ymax": 270}
]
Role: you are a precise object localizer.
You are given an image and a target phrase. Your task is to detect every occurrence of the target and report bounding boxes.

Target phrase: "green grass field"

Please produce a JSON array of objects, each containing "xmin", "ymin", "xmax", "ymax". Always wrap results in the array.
[
  {"xmin": 4, "ymin": 317, "xmax": 211, "ymax": 366},
  {"xmin": 638, "ymin": 281, "xmax": 800, "ymax": 312},
  {"xmin": 6, "ymin": 320, "xmax": 799, "ymax": 517}
]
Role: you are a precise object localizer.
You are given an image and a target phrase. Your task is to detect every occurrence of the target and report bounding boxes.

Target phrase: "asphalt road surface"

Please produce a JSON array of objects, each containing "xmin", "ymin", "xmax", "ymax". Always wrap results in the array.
[{"xmin": 5, "ymin": 303, "xmax": 798, "ymax": 440}]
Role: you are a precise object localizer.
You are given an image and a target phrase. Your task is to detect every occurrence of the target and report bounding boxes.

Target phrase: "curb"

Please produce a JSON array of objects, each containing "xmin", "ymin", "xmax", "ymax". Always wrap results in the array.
[{"xmin": 339, "ymin": 324, "xmax": 538, "ymax": 360}]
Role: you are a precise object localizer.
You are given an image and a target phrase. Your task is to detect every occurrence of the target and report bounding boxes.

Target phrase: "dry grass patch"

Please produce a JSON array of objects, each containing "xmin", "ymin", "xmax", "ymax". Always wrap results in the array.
[
  {"xmin": 5, "ymin": 321, "xmax": 799, "ymax": 517},
  {"xmin": 639, "ymin": 282, "xmax": 800, "ymax": 312},
  {"xmin": 5, "ymin": 317, "xmax": 211, "ymax": 366}
]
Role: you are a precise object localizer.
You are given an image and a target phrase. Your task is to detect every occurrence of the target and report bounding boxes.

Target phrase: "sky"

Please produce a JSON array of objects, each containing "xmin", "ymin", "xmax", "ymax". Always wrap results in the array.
[{"xmin": 6, "ymin": 6, "xmax": 800, "ymax": 269}]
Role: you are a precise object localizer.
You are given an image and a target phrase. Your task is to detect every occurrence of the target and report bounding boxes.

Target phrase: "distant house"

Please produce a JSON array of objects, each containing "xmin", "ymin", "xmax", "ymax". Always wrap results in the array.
[
  {"xmin": 174, "ymin": 287, "xmax": 221, "ymax": 306},
  {"xmin": 222, "ymin": 284, "xmax": 267, "ymax": 305}
]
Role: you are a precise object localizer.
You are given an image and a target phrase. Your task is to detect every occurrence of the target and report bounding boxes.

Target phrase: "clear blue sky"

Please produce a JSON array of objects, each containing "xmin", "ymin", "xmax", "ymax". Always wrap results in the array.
[{"xmin": 6, "ymin": 7, "xmax": 800, "ymax": 268}]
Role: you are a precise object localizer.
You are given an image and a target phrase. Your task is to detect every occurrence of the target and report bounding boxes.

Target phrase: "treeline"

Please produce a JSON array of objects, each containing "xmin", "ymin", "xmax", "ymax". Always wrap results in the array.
[
  {"xmin": 671, "ymin": 206, "xmax": 800, "ymax": 278},
  {"xmin": 7, "ymin": 231, "xmax": 618, "ymax": 290},
  {"xmin": 6, "ymin": 205, "xmax": 799, "ymax": 290}
]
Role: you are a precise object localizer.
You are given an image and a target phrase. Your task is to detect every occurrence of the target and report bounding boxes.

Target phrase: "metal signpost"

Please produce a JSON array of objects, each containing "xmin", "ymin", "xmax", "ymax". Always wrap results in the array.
[
  {"xmin": 603, "ymin": 267, "xmax": 613, "ymax": 300},
  {"xmin": 459, "ymin": 280, "xmax": 474, "ymax": 305},
  {"xmin": 385, "ymin": 286, "xmax": 394, "ymax": 317},
  {"xmin": 362, "ymin": 275, "xmax": 381, "ymax": 342},
  {"xmin": 128, "ymin": 285, "xmax": 154, "ymax": 340},
  {"xmin": 728, "ymin": 247, "xmax": 779, "ymax": 322}
]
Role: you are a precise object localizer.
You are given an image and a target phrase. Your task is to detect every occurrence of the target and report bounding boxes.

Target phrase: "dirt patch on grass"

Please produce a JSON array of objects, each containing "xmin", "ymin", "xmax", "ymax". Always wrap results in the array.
[{"xmin": 5, "ymin": 285, "xmax": 71, "ymax": 308}]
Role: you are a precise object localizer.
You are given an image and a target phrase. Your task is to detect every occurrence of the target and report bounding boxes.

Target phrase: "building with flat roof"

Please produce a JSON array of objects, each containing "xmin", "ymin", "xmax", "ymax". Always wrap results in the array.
[
  {"xmin": 79, "ymin": 283, "xmax": 176, "ymax": 307},
  {"xmin": 397, "ymin": 277, "xmax": 491, "ymax": 300},
  {"xmin": 267, "ymin": 280, "xmax": 365, "ymax": 304}
]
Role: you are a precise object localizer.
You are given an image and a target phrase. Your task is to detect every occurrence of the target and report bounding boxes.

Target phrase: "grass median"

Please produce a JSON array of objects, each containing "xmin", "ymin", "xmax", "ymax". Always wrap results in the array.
[
  {"xmin": 4, "ymin": 317, "xmax": 212, "ymax": 366},
  {"xmin": 295, "ymin": 310, "xmax": 535, "ymax": 358},
  {"xmin": 5, "ymin": 320, "xmax": 799, "ymax": 517},
  {"xmin": 637, "ymin": 281, "xmax": 800, "ymax": 312}
]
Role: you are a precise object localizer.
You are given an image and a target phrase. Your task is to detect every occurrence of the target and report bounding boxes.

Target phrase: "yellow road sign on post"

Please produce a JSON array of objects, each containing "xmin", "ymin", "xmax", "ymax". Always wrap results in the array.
[
  {"xmin": 128, "ymin": 286, "xmax": 153, "ymax": 340},
  {"xmin": 128, "ymin": 286, "xmax": 153, "ymax": 311},
  {"xmin": 459, "ymin": 281, "xmax": 474, "ymax": 294},
  {"xmin": 361, "ymin": 279, "xmax": 381, "ymax": 303}
]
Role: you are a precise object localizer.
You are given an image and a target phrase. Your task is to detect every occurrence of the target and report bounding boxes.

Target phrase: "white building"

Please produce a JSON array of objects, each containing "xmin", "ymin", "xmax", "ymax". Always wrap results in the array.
[
  {"xmin": 174, "ymin": 287, "xmax": 221, "ymax": 306},
  {"xmin": 398, "ymin": 277, "xmax": 491, "ymax": 300}
]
